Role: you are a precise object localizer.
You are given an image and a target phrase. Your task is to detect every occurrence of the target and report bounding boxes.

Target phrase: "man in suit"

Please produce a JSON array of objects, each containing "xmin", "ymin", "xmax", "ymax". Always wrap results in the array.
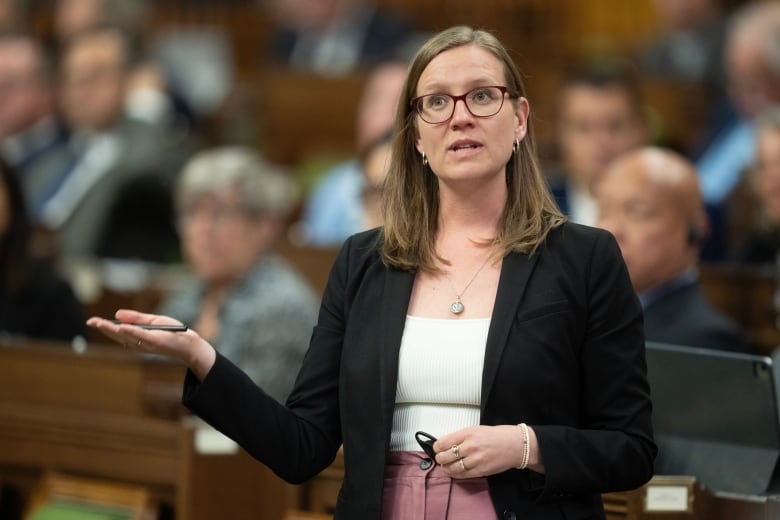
[
  {"xmin": 595, "ymin": 146, "xmax": 747, "ymax": 352},
  {"xmin": 548, "ymin": 62, "xmax": 648, "ymax": 226},
  {"xmin": 0, "ymin": 33, "xmax": 67, "ymax": 179},
  {"xmin": 24, "ymin": 25, "xmax": 193, "ymax": 261}
]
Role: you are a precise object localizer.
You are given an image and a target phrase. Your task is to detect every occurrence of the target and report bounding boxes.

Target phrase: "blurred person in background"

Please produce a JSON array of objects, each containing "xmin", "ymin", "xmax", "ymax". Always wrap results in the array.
[
  {"xmin": 693, "ymin": 1, "xmax": 780, "ymax": 259},
  {"xmin": 265, "ymin": 0, "xmax": 423, "ymax": 76},
  {"xmin": 158, "ymin": 147, "xmax": 318, "ymax": 402},
  {"xmin": 0, "ymin": 157, "xmax": 86, "ymax": 343},
  {"xmin": 731, "ymin": 106, "xmax": 780, "ymax": 264},
  {"xmin": 548, "ymin": 61, "xmax": 648, "ymax": 226},
  {"xmin": 53, "ymin": 0, "xmax": 201, "ymax": 132},
  {"xmin": 297, "ymin": 60, "xmax": 407, "ymax": 245},
  {"xmin": 640, "ymin": 0, "xmax": 727, "ymax": 89},
  {"xmin": 24, "ymin": 25, "xmax": 193, "ymax": 262},
  {"xmin": 596, "ymin": 146, "xmax": 746, "ymax": 352},
  {"xmin": 0, "ymin": 32, "xmax": 67, "ymax": 180}
]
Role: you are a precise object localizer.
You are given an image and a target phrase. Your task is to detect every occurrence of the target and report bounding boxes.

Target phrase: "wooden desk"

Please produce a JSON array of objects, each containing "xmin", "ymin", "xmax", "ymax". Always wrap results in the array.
[{"xmin": 0, "ymin": 339, "xmax": 302, "ymax": 519}]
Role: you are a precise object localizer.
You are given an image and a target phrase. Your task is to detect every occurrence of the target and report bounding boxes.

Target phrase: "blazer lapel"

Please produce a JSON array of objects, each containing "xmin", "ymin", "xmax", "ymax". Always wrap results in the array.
[
  {"xmin": 481, "ymin": 251, "xmax": 539, "ymax": 411},
  {"xmin": 379, "ymin": 267, "xmax": 415, "ymax": 438}
]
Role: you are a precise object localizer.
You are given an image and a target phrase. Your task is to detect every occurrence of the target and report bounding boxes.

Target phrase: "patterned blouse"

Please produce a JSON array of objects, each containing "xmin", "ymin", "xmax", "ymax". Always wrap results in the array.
[{"xmin": 158, "ymin": 253, "xmax": 320, "ymax": 403}]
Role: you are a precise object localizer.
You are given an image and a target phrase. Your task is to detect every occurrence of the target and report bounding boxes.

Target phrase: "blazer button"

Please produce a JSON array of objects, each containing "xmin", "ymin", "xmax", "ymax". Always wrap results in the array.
[
  {"xmin": 502, "ymin": 511, "xmax": 516, "ymax": 520},
  {"xmin": 419, "ymin": 458, "xmax": 433, "ymax": 470}
]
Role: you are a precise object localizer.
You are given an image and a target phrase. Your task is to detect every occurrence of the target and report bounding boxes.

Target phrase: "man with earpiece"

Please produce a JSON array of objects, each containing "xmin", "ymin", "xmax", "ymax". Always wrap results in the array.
[{"xmin": 594, "ymin": 146, "xmax": 748, "ymax": 353}]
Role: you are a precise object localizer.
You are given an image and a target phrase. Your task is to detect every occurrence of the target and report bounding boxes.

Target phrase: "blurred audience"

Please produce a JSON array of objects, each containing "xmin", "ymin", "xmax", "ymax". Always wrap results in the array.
[
  {"xmin": 23, "ymin": 25, "xmax": 193, "ymax": 262},
  {"xmin": 158, "ymin": 147, "xmax": 318, "ymax": 402},
  {"xmin": 731, "ymin": 106, "xmax": 780, "ymax": 264},
  {"xmin": 265, "ymin": 0, "xmax": 423, "ymax": 76},
  {"xmin": 548, "ymin": 61, "xmax": 648, "ymax": 226},
  {"xmin": 0, "ymin": 32, "xmax": 67, "ymax": 178},
  {"xmin": 297, "ymin": 59, "xmax": 407, "ymax": 245},
  {"xmin": 0, "ymin": 157, "xmax": 86, "ymax": 343},
  {"xmin": 596, "ymin": 146, "xmax": 747, "ymax": 352},
  {"xmin": 640, "ymin": 0, "xmax": 727, "ymax": 90}
]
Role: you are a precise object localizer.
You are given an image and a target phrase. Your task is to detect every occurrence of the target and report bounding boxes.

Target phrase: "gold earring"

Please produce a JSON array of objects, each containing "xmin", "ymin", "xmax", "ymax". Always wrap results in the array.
[
  {"xmin": 512, "ymin": 139, "xmax": 520, "ymax": 153},
  {"xmin": 422, "ymin": 151, "xmax": 428, "ymax": 166}
]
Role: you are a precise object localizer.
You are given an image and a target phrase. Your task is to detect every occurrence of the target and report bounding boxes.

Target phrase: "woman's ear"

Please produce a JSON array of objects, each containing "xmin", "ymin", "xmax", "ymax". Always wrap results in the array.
[{"xmin": 514, "ymin": 97, "xmax": 530, "ymax": 142}]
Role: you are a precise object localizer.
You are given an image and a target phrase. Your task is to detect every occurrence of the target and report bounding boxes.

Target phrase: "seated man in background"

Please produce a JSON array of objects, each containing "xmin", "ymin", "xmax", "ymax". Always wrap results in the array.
[
  {"xmin": 595, "ymin": 146, "xmax": 747, "ymax": 352},
  {"xmin": 548, "ymin": 60, "xmax": 648, "ymax": 226},
  {"xmin": 158, "ymin": 147, "xmax": 318, "ymax": 403},
  {"xmin": 0, "ymin": 32, "xmax": 67, "ymax": 180},
  {"xmin": 23, "ymin": 24, "xmax": 194, "ymax": 262}
]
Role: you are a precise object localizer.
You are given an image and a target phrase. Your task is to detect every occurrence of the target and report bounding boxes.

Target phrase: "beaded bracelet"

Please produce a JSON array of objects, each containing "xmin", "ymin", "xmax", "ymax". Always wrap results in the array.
[{"xmin": 518, "ymin": 423, "xmax": 530, "ymax": 469}]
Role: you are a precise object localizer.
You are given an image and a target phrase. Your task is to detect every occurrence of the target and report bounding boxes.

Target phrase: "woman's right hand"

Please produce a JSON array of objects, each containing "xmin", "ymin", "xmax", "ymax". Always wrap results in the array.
[{"xmin": 87, "ymin": 308, "xmax": 217, "ymax": 381}]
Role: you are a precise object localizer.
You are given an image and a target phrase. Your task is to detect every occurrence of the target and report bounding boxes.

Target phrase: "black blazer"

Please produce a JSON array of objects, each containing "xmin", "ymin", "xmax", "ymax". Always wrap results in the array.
[{"xmin": 183, "ymin": 222, "xmax": 656, "ymax": 520}]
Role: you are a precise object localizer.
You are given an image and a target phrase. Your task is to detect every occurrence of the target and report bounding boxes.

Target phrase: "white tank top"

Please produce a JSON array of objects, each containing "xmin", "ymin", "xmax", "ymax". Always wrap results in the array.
[{"xmin": 389, "ymin": 315, "xmax": 490, "ymax": 452}]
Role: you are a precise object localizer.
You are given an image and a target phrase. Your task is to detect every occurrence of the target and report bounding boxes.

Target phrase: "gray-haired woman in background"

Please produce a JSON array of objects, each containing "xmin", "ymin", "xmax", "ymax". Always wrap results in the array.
[{"xmin": 158, "ymin": 146, "xmax": 318, "ymax": 402}]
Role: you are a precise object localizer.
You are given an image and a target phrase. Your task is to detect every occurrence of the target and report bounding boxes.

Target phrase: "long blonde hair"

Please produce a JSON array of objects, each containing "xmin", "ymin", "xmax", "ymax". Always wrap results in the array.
[{"xmin": 380, "ymin": 26, "xmax": 565, "ymax": 272}]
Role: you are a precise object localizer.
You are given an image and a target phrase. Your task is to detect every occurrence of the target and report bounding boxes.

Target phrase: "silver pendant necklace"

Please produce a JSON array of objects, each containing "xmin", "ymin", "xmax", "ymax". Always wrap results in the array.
[{"xmin": 447, "ymin": 254, "xmax": 492, "ymax": 315}]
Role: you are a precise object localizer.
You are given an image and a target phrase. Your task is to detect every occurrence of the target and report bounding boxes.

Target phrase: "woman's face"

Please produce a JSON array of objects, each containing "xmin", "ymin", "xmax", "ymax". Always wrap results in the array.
[
  {"xmin": 414, "ymin": 44, "xmax": 528, "ymax": 190},
  {"xmin": 178, "ymin": 185, "xmax": 270, "ymax": 284}
]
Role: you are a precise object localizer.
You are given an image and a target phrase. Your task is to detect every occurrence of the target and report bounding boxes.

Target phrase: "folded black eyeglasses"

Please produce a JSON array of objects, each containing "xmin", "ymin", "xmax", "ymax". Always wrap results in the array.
[{"xmin": 415, "ymin": 430, "xmax": 438, "ymax": 460}]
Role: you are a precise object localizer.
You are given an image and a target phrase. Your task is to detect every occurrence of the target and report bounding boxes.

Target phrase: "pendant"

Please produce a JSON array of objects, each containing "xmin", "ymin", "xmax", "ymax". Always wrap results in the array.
[{"xmin": 450, "ymin": 298, "xmax": 465, "ymax": 315}]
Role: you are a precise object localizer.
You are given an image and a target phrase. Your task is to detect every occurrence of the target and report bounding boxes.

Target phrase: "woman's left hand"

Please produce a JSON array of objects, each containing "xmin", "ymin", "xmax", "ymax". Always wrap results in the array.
[
  {"xmin": 433, "ymin": 425, "xmax": 543, "ymax": 478},
  {"xmin": 87, "ymin": 309, "xmax": 217, "ymax": 381}
]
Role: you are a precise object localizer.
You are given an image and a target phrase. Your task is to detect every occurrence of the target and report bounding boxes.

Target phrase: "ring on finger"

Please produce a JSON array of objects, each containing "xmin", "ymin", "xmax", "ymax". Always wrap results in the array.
[
  {"xmin": 459, "ymin": 458, "xmax": 467, "ymax": 471},
  {"xmin": 136, "ymin": 339, "xmax": 142, "ymax": 347},
  {"xmin": 451, "ymin": 444, "xmax": 459, "ymax": 459}
]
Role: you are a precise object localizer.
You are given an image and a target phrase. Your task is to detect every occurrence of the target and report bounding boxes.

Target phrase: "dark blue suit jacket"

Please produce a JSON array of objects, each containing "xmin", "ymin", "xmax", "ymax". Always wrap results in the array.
[
  {"xmin": 643, "ymin": 281, "xmax": 747, "ymax": 353},
  {"xmin": 183, "ymin": 223, "xmax": 656, "ymax": 519}
]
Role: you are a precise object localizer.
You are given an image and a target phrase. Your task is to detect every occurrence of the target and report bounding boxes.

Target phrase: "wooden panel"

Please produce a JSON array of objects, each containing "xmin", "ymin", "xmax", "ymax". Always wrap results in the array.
[
  {"xmin": 276, "ymin": 240, "xmax": 339, "ymax": 298},
  {"xmin": 641, "ymin": 80, "xmax": 715, "ymax": 153},
  {"xmin": 0, "ymin": 340, "xmax": 185, "ymax": 419},
  {"xmin": 253, "ymin": 69, "xmax": 366, "ymax": 166},
  {"xmin": 0, "ymin": 340, "xmax": 304, "ymax": 520},
  {"xmin": 283, "ymin": 510, "xmax": 332, "ymax": 520},
  {"xmin": 698, "ymin": 263, "xmax": 780, "ymax": 356}
]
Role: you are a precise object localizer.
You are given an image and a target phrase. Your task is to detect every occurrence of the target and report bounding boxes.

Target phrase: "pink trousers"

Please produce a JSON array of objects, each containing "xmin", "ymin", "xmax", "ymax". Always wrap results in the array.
[{"xmin": 382, "ymin": 451, "xmax": 496, "ymax": 520}]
